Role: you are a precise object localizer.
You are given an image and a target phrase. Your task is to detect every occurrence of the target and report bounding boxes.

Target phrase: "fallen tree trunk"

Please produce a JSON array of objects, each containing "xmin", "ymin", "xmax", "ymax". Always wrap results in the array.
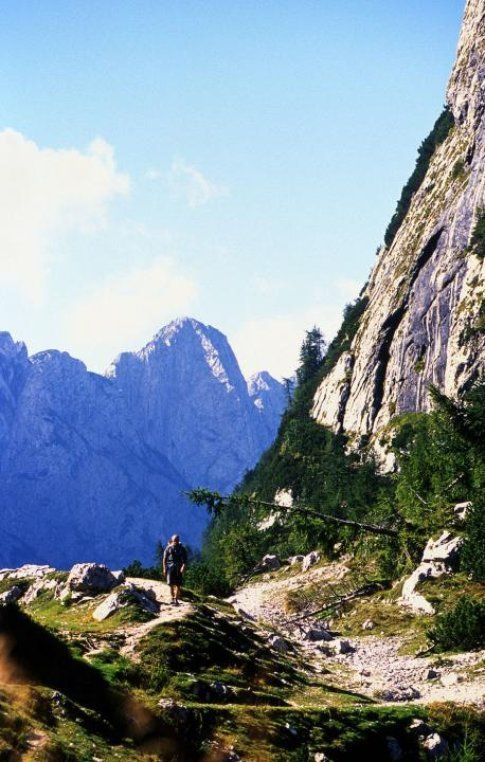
[{"xmin": 288, "ymin": 581, "xmax": 385, "ymax": 622}]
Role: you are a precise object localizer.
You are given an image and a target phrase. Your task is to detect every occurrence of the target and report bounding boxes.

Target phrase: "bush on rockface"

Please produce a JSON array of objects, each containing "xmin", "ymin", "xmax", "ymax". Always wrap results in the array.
[
  {"xmin": 462, "ymin": 497, "xmax": 485, "ymax": 582},
  {"xmin": 428, "ymin": 597, "xmax": 485, "ymax": 652},
  {"xmin": 469, "ymin": 208, "xmax": 485, "ymax": 259},
  {"xmin": 384, "ymin": 106, "xmax": 454, "ymax": 247}
]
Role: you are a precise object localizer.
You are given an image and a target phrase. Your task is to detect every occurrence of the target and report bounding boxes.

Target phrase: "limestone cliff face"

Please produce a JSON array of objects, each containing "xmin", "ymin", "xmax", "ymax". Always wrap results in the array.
[{"xmin": 313, "ymin": 0, "xmax": 485, "ymax": 438}]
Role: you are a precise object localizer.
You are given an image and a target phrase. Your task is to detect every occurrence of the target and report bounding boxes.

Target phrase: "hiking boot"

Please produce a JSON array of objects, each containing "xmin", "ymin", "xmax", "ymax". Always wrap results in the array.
[
  {"xmin": 170, "ymin": 599, "xmax": 176, "ymax": 606},
  {"xmin": 174, "ymin": 599, "xmax": 180, "ymax": 607}
]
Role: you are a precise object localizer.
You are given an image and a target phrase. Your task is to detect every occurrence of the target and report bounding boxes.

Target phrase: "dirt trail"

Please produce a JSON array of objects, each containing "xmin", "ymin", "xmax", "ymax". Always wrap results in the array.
[
  {"xmin": 119, "ymin": 577, "xmax": 193, "ymax": 660},
  {"xmin": 231, "ymin": 565, "xmax": 485, "ymax": 708}
]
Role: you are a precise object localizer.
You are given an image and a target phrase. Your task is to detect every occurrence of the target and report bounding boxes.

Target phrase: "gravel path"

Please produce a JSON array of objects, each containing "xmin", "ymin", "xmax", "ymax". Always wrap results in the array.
[{"xmin": 231, "ymin": 566, "xmax": 485, "ymax": 707}]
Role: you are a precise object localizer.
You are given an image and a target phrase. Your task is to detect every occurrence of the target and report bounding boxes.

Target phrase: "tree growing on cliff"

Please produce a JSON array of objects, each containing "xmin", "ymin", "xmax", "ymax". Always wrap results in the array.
[{"xmin": 296, "ymin": 326, "xmax": 326, "ymax": 385}]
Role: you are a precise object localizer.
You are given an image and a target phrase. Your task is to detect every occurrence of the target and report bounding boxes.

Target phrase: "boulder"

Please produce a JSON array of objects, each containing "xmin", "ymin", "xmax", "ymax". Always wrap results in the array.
[
  {"xmin": 409, "ymin": 719, "xmax": 432, "ymax": 738},
  {"xmin": 453, "ymin": 501, "xmax": 471, "ymax": 522},
  {"xmin": 302, "ymin": 551, "xmax": 321, "ymax": 572},
  {"xmin": 267, "ymin": 634, "xmax": 293, "ymax": 652},
  {"xmin": 0, "ymin": 565, "xmax": 55, "ymax": 582},
  {"xmin": 260, "ymin": 554, "xmax": 281, "ymax": 572},
  {"xmin": 422, "ymin": 532, "xmax": 463, "ymax": 565},
  {"xmin": 380, "ymin": 686, "xmax": 420, "ymax": 702},
  {"xmin": 303, "ymin": 627, "xmax": 333, "ymax": 642},
  {"xmin": 0, "ymin": 585, "xmax": 24, "ymax": 605},
  {"xmin": 67, "ymin": 563, "xmax": 120, "ymax": 594},
  {"xmin": 288, "ymin": 555, "xmax": 304, "ymax": 566},
  {"xmin": 92, "ymin": 583, "xmax": 160, "ymax": 621},
  {"xmin": 420, "ymin": 733, "xmax": 448, "ymax": 758},
  {"xmin": 23, "ymin": 578, "xmax": 58, "ymax": 605},
  {"xmin": 399, "ymin": 531, "xmax": 463, "ymax": 615}
]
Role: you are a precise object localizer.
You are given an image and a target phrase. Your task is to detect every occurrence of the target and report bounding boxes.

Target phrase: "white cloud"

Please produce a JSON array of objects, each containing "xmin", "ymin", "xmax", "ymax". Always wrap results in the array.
[
  {"xmin": 64, "ymin": 256, "xmax": 197, "ymax": 370},
  {"xmin": 145, "ymin": 168, "xmax": 162, "ymax": 181},
  {"xmin": 233, "ymin": 304, "xmax": 345, "ymax": 380},
  {"xmin": 168, "ymin": 159, "xmax": 228, "ymax": 208},
  {"xmin": 253, "ymin": 275, "xmax": 283, "ymax": 295},
  {"xmin": 0, "ymin": 129, "xmax": 129, "ymax": 302}
]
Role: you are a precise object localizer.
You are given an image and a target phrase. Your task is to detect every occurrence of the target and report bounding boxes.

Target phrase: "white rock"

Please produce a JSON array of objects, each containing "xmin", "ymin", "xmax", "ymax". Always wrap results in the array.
[
  {"xmin": 257, "ymin": 513, "xmax": 281, "ymax": 532},
  {"xmin": 420, "ymin": 732, "xmax": 448, "ymax": 758},
  {"xmin": 302, "ymin": 551, "xmax": 321, "ymax": 572},
  {"xmin": 260, "ymin": 554, "xmax": 281, "ymax": 572},
  {"xmin": 0, "ymin": 585, "xmax": 24, "ymax": 605},
  {"xmin": 362, "ymin": 619, "xmax": 374, "ymax": 630},
  {"xmin": 67, "ymin": 563, "xmax": 120, "ymax": 594},
  {"xmin": 453, "ymin": 501, "xmax": 471, "ymax": 522},
  {"xmin": 288, "ymin": 555, "xmax": 304, "ymax": 566},
  {"xmin": 422, "ymin": 532, "xmax": 463, "ymax": 564},
  {"xmin": 23, "ymin": 578, "xmax": 57, "ymax": 605},
  {"xmin": 0, "ymin": 564, "xmax": 55, "ymax": 582},
  {"xmin": 274, "ymin": 488, "xmax": 293, "ymax": 508},
  {"xmin": 92, "ymin": 583, "xmax": 159, "ymax": 621}
]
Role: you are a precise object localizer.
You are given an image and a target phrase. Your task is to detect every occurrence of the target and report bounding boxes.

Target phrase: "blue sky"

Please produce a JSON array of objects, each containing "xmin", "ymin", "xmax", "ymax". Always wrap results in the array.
[{"xmin": 0, "ymin": 0, "xmax": 464, "ymax": 378}]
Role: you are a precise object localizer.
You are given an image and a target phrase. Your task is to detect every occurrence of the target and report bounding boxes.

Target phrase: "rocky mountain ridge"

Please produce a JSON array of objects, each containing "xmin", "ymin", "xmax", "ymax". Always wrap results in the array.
[
  {"xmin": 0, "ymin": 318, "xmax": 285, "ymax": 568},
  {"xmin": 313, "ymin": 0, "xmax": 485, "ymax": 441}
]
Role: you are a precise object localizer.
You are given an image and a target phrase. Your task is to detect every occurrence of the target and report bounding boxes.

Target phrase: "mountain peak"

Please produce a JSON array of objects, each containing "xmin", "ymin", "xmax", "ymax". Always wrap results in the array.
[{"xmin": 0, "ymin": 331, "xmax": 27, "ymax": 360}]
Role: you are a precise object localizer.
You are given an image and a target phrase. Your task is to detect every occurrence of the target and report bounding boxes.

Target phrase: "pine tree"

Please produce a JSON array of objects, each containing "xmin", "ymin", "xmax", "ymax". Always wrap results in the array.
[{"xmin": 296, "ymin": 326, "xmax": 326, "ymax": 385}]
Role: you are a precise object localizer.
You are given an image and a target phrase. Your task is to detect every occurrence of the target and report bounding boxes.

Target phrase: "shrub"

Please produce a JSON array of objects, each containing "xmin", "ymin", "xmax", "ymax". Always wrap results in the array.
[
  {"xmin": 462, "ymin": 498, "xmax": 485, "ymax": 581},
  {"xmin": 469, "ymin": 208, "xmax": 485, "ymax": 259},
  {"xmin": 384, "ymin": 106, "xmax": 454, "ymax": 247},
  {"xmin": 428, "ymin": 597, "xmax": 485, "ymax": 652}
]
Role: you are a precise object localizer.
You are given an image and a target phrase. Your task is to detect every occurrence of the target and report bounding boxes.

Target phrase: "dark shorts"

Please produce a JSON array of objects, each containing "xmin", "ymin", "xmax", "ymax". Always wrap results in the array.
[{"xmin": 166, "ymin": 565, "xmax": 183, "ymax": 586}]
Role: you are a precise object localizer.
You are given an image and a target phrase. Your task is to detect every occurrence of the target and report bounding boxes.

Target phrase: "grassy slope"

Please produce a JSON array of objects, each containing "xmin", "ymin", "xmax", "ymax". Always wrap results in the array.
[{"xmin": 0, "ymin": 577, "xmax": 483, "ymax": 761}]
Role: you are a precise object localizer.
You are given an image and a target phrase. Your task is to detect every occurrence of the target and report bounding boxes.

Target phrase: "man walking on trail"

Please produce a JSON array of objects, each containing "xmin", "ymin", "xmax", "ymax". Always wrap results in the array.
[{"xmin": 163, "ymin": 534, "xmax": 188, "ymax": 606}]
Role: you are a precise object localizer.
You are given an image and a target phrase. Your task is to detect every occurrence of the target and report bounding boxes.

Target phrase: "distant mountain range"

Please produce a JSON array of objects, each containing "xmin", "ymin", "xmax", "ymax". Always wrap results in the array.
[{"xmin": 0, "ymin": 318, "xmax": 285, "ymax": 568}]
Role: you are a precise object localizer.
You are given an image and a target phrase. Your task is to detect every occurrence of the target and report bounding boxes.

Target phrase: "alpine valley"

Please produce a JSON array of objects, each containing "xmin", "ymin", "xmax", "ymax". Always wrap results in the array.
[{"xmin": 0, "ymin": 2, "xmax": 484, "ymax": 761}]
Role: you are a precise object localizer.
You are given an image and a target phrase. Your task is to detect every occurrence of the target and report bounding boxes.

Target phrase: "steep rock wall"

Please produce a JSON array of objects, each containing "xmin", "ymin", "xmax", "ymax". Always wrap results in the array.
[{"xmin": 313, "ymin": 0, "xmax": 485, "ymax": 438}]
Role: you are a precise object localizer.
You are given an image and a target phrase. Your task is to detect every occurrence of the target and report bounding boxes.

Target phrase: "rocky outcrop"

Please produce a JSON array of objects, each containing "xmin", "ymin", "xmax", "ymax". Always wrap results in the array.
[
  {"xmin": 0, "ymin": 318, "xmax": 284, "ymax": 568},
  {"xmin": 399, "ymin": 531, "xmax": 463, "ymax": 614},
  {"xmin": 67, "ymin": 563, "xmax": 122, "ymax": 594},
  {"xmin": 92, "ymin": 583, "xmax": 159, "ymax": 621},
  {"xmin": 313, "ymin": 0, "xmax": 484, "ymax": 439},
  {"xmin": 247, "ymin": 371, "xmax": 286, "ymax": 451}
]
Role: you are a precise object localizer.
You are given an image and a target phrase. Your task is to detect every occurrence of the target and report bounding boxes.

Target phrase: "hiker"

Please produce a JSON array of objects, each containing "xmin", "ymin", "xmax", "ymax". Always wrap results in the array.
[{"xmin": 162, "ymin": 534, "xmax": 188, "ymax": 606}]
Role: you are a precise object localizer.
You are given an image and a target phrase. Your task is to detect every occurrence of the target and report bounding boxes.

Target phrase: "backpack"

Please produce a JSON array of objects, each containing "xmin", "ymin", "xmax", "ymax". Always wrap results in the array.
[{"xmin": 165, "ymin": 543, "xmax": 186, "ymax": 567}]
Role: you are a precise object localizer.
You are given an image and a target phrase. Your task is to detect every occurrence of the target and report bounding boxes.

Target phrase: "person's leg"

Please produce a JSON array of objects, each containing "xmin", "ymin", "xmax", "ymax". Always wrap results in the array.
[
  {"xmin": 170, "ymin": 584, "xmax": 176, "ymax": 602},
  {"xmin": 173, "ymin": 584, "xmax": 181, "ymax": 603}
]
